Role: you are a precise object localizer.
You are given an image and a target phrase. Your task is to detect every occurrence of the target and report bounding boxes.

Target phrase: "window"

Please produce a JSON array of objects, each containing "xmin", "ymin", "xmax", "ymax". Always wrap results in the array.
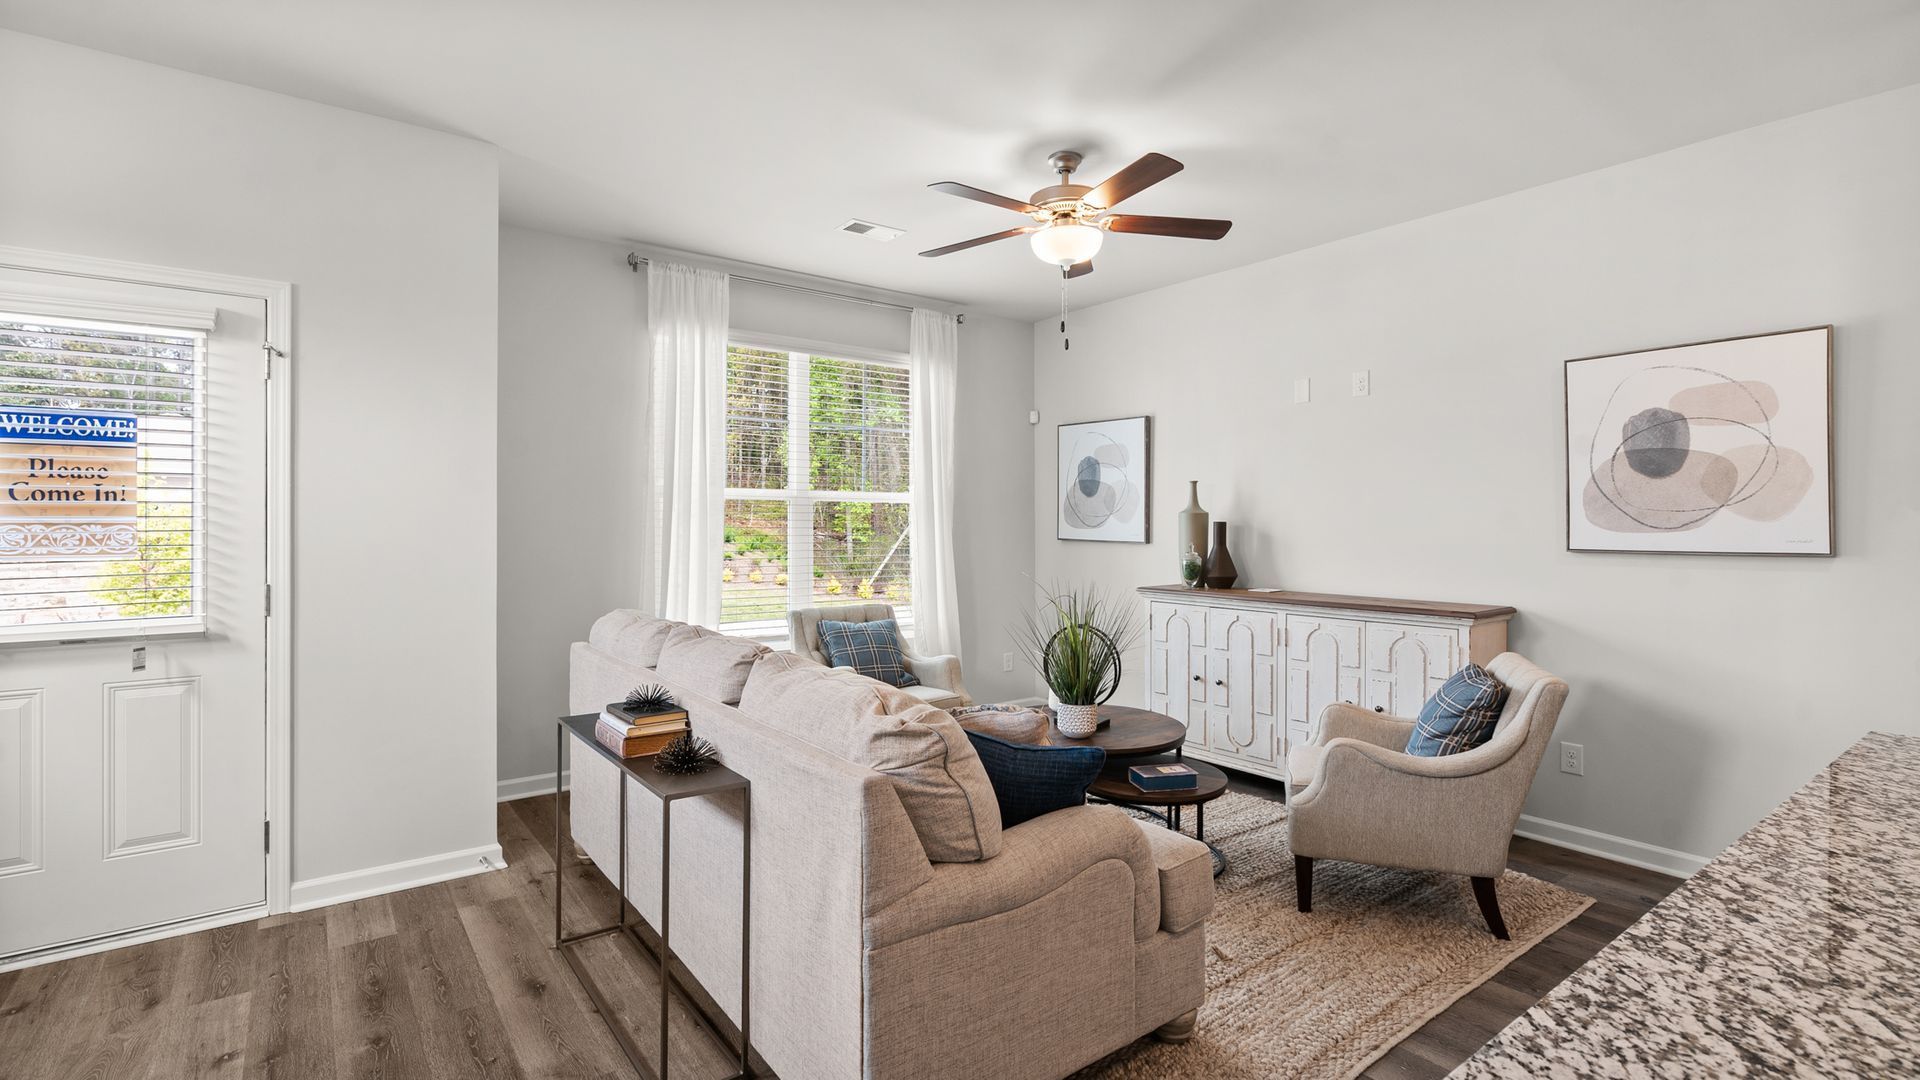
[
  {"xmin": 722, "ymin": 344, "xmax": 911, "ymax": 640},
  {"xmin": 0, "ymin": 313, "xmax": 204, "ymax": 638}
]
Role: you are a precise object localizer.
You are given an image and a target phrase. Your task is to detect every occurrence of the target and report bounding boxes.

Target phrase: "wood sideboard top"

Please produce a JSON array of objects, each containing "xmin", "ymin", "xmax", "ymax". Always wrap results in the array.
[{"xmin": 1138, "ymin": 584, "xmax": 1516, "ymax": 621}]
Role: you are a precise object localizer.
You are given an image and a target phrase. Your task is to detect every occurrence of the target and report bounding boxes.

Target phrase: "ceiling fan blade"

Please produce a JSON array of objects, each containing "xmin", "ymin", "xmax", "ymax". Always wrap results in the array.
[
  {"xmin": 1065, "ymin": 259, "xmax": 1094, "ymax": 279},
  {"xmin": 918, "ymin": 226, "xmax": 1035, "ymax": 258},
  {"xmin": 928, "ymin": 181, "xmax": 1039, "ymax": 214},
  {"xmin": 1083, "ymin": 153, "xmax": 1184, "ymax": 210},
  {"xmin": 1104, "ymin": 214, "xmax": 1233, "ymax": 240}
]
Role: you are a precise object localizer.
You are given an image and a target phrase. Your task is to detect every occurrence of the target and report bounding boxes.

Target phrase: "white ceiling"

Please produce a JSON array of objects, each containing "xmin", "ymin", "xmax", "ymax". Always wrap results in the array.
[{"xmin": 5, "ymin": 1, "xmax": 1919, "ymax": 320}]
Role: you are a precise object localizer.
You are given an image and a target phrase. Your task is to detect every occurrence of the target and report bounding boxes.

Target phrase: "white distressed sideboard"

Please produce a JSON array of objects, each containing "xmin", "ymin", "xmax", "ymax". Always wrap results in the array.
[{"xmin": 1139, "ymin": 585, "xmax": 1516, "ymax": 783}]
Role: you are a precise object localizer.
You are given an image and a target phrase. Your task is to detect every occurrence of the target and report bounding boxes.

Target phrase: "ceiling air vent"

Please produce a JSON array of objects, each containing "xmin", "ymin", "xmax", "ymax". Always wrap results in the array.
[{"xmin": 838, "ymin": 219, "xmax": 905, "ymax": 242}]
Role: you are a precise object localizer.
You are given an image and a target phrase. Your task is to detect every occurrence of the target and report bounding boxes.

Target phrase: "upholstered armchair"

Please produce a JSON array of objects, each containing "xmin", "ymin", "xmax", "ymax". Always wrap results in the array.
[
  {"xmin": 1286, "ymin": 652, "xmax": 1568, "ymax": 938},
  {"xmin": 787, "ymin": 602, "xmax": 973, "ymax": 710}
]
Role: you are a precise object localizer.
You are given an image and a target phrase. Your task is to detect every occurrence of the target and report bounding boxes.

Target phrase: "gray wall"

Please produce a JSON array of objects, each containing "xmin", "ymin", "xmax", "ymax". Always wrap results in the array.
[
  {"xmin": 495, "ymin": 234, "xmax": 1037, "ymax": 787},
  {"xmin": 0, "ymin": 30, "xmax": 502, "ymax": 884},
  {"xmin": 1031, "ymin": 84, "xmax": 1920, "ymax": 868}
]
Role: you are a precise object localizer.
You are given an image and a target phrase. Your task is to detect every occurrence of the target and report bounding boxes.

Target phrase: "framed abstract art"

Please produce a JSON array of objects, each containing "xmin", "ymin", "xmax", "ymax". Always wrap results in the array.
[
  {"xmin": 1057, "ymin": 415, "xmax": 1150, "ymax": 542},
  {"xmin": 1565, "ymin": 326, "xmax": 1833, "ymax": 556}
]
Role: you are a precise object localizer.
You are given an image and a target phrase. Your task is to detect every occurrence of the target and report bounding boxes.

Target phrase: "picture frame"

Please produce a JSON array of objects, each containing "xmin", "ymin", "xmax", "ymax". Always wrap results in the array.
[
  {"xmin": 1057, "ymin": 415, "xmax": 1151, "ymax": 543},
  {"xmin": 1564, "ymin": 325, "xmax": 1834, "ymax": 556}
]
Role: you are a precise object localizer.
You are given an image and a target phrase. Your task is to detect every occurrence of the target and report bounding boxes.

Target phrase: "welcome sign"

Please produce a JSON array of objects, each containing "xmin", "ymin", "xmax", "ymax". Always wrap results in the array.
[{"xmin": 0, "ymin": 406, "xmax": 139, "ymax": 557}]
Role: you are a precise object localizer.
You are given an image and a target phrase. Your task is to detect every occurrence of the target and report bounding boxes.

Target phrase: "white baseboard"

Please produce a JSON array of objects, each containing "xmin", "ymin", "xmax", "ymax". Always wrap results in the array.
[
  {"xmin": 1515, "ymin": 814, "xmax": 1709, "ymax": 879},
  {"xmin": 290, "ymin": 842, "xmax": 507, "ymax": 912},
  {"xmin": 498, "ymin": 770, "xmax": 569, "ymax": 803},
  {"xmin": 1, "ymin": 902, "xmax": 268, "ymax": 973}
]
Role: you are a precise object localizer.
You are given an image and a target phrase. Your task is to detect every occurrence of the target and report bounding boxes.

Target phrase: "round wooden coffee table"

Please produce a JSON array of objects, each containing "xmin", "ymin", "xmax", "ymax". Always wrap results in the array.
[
  {"xmin": 1086, "ymin": 754, "xmax": 1230, "ymax": 877},
  {"xmin": 1034, "ymin": 704, "xmax": 1187, "ymax": 755}
]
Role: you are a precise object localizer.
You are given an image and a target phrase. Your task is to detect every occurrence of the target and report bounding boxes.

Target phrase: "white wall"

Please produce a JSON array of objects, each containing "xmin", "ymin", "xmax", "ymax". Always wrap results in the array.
[
  {"xmin": 495, "ymin": 240, "xmax": 1036, "ymax": 787},
  {"xmin": 1032, "ymin": 84, "xmax": 1920, "ymax": 867},
  {"xmin": 0, "ymin": 31, "xmax": 502, "ymax": 886},
  {"xmin": 497, "ymin": 227, "xmax": 646, "ymax": 792}
]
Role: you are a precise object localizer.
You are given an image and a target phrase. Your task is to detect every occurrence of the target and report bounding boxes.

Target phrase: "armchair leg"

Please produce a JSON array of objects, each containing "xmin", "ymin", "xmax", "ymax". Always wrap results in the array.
[
  {"xmin": 1294, "ymin": 855, "xmax": 1313, "ymax": 913},
  {"xmin": 1471, "ymin": 876, "xmax": 1510, "ymax": 940}
]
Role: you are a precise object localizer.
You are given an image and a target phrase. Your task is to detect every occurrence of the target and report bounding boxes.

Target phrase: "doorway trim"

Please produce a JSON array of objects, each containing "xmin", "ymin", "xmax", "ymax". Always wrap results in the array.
[{"xmin": 0, "ymin": 244, "xmax": 294, "ymax": 917}]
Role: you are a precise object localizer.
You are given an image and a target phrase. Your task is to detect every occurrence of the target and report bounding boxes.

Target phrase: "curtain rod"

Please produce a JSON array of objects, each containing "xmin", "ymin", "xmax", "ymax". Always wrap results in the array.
[{"xmin": 626, "ymin": 252, "xmax": 962, "ymax": 323}]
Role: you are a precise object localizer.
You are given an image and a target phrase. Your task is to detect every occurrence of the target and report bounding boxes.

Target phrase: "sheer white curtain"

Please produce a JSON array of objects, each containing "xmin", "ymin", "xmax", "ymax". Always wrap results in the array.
[
  {"xmin": 643, "ymin": 260, "xmax": 729, "ymax": 625},
  {"xmin": 908, "ymin": 308, "xmax": 963, "ymax": 657}
]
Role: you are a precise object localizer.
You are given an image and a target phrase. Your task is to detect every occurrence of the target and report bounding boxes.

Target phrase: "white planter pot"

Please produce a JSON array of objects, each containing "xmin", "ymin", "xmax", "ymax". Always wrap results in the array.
[{"xmin": 1055, "ymin": 702, "xmax": 1100, "ymax": 738}]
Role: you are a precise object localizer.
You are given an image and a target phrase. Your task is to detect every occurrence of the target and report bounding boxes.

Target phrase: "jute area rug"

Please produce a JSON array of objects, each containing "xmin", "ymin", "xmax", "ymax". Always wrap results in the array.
[{"xmin": 1074, "ymin": 791, "xmax": 1592, "ymax": 1080}]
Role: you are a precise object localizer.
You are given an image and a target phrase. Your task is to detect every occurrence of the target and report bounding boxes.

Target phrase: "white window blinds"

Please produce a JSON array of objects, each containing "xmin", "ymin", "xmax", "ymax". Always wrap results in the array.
[
  {"xmin": 0, "ymin": 314, "xmax": 204, "ymax": 637},
  {"xmin": 722, "ymin": 345, "xmax": 912, "ymax": 638}
]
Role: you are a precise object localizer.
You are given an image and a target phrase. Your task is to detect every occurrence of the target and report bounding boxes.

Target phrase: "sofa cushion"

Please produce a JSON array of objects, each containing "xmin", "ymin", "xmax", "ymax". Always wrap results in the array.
[
  {"xmin": 961, "ymin": 728, "xmax": 1105, "ymax": 828},
  {"xmin": 1286, "ymin": 743, "xmax": 1322, "ymax": 788},
  {"xmin": 1405, "ymin": 663, "xmax": 1510, "ymax": 756},
  {"xmin": 738, "ymin": 652, "xmax": 1001, "ymax": 862},
  {"xmin": 818, "ymin": 617, "xmax": 920, "ymax": 688},
  {"xmin": 588, "ymin": 610, "xmax": 678, "ymax": 669},
  {"xmin": 655, "ymin": 624, "xmax": 768, "ymax": 705},
  {"xmin": 1137, "ymin": 823, "xmax": 1214, "ymax": 934}
]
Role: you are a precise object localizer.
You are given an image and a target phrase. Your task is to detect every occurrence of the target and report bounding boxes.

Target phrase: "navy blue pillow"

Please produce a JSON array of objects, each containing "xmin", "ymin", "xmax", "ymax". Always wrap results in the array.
[
  {"xmin": 1405, "ymin": 664, "xmax": 1510, "ymax": 757},
  {"xmin": 818, "ymin": 618, "xmax": 919, "ymax": 688},
  {"xmin": 962, "ymin": 729, "xmax": 1106, "ymax": 827}
]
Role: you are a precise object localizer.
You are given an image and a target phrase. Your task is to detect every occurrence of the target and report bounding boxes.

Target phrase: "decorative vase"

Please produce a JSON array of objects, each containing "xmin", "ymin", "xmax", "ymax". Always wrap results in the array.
[
  {"xmin": 1055, "ymin": 702, "xmax": 1101, "ymax": 738},
  {"xmin": 1177, "ymin": 481, "xmax": 1209, "ymax": 583},
  {"xmin": 1204, "ymin": 521, "xmax": 1239, "ymax": 589}
]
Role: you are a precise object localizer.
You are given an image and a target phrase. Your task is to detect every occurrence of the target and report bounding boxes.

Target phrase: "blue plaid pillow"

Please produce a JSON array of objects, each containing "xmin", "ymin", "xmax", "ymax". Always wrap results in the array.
[
  {"xmin": 962, "ymin": 729, "xmax": 1106, "ymax": 827},
  {"xmin": 818, "ymin": 618, "xmax": 920, "ymax": 688},
  {"xmin": 1404, "ymin": 664, "xmax": 1510, "ymax": 757}
]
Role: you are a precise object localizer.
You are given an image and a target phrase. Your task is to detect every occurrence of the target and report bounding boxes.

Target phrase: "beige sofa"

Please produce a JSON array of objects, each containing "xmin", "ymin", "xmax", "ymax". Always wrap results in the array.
[{"xmin": 569, "ymin": 610, "xmax": 1213, "ymax": 1080}]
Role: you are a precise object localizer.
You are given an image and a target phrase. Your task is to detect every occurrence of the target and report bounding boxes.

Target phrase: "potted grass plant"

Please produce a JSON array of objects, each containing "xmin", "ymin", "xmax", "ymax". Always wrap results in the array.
[{"xmin": 1015, "ymin": 581, "xmax": 1142, "ymax": 738}]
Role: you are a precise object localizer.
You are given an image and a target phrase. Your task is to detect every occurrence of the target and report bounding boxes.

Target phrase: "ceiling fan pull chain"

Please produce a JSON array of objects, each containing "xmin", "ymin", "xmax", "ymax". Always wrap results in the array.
[{"xmin": 1060, "ymin": 269, "xmax": 1071, "ymax": 351}]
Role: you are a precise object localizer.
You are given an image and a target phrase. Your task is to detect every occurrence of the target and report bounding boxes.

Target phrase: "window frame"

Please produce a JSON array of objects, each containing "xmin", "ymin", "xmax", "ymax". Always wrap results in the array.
[{"xmin": 722, "ymin": 331, "xmax": 912, "ymax": 644}]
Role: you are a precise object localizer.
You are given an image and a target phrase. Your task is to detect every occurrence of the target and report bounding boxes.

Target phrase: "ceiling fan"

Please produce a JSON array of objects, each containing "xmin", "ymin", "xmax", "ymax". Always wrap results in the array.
[{"xmin": 919, "ymin": 150, "xmax": 1232, "ymax": 278}]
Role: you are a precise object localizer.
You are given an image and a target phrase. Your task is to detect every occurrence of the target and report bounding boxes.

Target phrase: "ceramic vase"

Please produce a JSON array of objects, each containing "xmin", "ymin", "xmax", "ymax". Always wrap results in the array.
[
  {"xmin": 1055, "ymin": 702, "xmax": 1101, "ymax": 738},
  {"xmin": 1204, "ymin": 521, "xmax": 1239, "ymax": 589},
  {"xmin": 1177, "ymin": 481, "xmax": 1209, "ymax": 582}
]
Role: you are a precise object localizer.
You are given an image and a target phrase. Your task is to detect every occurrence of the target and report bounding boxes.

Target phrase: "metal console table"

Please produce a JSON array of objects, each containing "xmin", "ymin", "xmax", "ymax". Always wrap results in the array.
[{"xmin": 554, "ymin": 714, "xmax": 753, "ymax": 1080}]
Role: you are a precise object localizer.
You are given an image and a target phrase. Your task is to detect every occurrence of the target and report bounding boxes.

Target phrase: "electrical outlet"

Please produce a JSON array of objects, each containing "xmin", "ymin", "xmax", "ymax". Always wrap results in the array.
[
  {"xmin": 1002, "ymin": 652, "xmax": 1015, "ymax": 672},
  {"xmin": 1351, "ymin": 370, "xmax": 1371, "ymax": 397},
  {"xmin": 1560, "ymin": 742, "xmax": 1584, "ymax": 776},
  {"xmin": 1293, "ymin": 377, "xmax": 1311, "ymax": 403}
]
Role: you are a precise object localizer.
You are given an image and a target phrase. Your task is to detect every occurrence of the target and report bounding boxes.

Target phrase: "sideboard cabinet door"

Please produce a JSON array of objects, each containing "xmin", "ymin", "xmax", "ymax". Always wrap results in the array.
[
  {"xmin": 1286, "ymin": 615, "xmax": 1363, "ymax": 744},
  {"xmin": 1148, "ymin": 602, "xmax": 1208, "ymax": 746},
  {"xmin": 1205, "ymin": 610, "xmax": 1279, "ymax": 765},
  {"xmin": 1362, "ymin": 623, "xmax": 1461, "ymax": 718}
]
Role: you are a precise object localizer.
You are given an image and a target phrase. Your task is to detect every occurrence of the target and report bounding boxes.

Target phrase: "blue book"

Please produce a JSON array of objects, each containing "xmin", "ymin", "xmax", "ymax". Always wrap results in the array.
[{"xmin": 1129, "ymin": 763, "xmax": 1199, "ymax": 792}]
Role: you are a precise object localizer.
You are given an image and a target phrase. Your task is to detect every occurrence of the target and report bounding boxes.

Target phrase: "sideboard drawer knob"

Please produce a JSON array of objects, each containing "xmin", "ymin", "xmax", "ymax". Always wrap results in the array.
[
  {"xmin": 1375, "ymin": 706, "xmax": 1385, "ymax": 713},
  {"xmin": 1192, "ymin": 675, "xmax": 1202, "ymax": 681},
  {"xmin": 1214, "ymin": 679, "xmax": 1224, "ymax": 686}
]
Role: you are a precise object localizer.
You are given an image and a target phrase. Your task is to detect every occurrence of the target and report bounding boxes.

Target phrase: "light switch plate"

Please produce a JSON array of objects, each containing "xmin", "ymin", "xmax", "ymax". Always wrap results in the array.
[
  {"xmin": 1293, "ymin": 377, "xmax": 1310, "ymax": 403},
  {"xmin": 1351, "ymin": 370, "xmax": 1371, "ymax": 397}
]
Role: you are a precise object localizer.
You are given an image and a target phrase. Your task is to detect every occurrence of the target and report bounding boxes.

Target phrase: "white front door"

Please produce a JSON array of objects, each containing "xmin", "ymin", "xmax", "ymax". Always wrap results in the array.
[{"xmin": 0, "ymin": 266, "xmax": 269, "ymax": 961}]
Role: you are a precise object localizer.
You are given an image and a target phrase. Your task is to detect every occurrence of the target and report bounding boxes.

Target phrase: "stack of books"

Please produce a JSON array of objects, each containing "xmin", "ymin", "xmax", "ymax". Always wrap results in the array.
[
  {"xmin": 1128, "ymin": 762, "xmax": 1199, "ymax": 792},
  {"xmin": 595, "ymin": 700, "xmax": 691, "ymax": 759}
]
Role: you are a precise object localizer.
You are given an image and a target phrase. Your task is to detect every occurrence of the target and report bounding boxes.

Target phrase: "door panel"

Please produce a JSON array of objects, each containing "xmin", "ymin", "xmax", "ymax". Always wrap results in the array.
[
  {"xmin": 1285, "ymin": 615, "xmax": 1363, "ymax": 742},
  {"xmin": 1363, "ymin": 623, "xmax": 1459, "ymax": 717},
  {"xmin": 0, "ymin": 268, "xmax": 268, "ymax": 959},
  {"xmin": 1211, "ymin": 616, "xmax": 1276, "ymax": 764}
]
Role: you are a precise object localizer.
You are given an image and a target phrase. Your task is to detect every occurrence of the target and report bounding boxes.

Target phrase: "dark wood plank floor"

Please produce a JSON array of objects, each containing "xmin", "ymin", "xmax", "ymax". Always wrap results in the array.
[{"xmin": 0, "ymin": 791, "xmax": 1680, "ymax": 1080}]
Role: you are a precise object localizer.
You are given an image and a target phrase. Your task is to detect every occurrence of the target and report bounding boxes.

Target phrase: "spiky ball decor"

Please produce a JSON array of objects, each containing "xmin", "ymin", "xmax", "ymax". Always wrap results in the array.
[
  {"xmin": 623, "ymin": 684, "xmax": 678, "ymax": 712},
  {"xmin": 652, "ymin": 733, "xmax": 720, "ymax": 775}
]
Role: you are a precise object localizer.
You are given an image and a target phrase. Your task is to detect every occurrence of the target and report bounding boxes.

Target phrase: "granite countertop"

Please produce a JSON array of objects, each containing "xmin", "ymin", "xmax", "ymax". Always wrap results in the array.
[{"xmin": 1452, "ymin": 731, "xmax": 1919, "ymax": 1079}]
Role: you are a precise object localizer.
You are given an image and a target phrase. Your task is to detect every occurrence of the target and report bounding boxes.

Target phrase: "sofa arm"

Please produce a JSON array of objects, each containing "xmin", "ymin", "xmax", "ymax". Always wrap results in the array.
[
  {"xmin": 904, "ymin": 652, "xmax": 971, "ymax": 704},
  {"xmin": 1316, "ymin": 702, "xmax": 1416, "ymax": 750},
  {"xmin": 865, "ymin": 804, "xmax": 1157, "ymax": 949}
]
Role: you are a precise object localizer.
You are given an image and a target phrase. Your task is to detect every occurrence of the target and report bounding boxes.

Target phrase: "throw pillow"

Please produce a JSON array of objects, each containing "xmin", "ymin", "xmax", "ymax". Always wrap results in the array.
[
  {"xmin": 961, "ymin": 729, "xmax": 1106, "ymax": 828},
  {"xmin": 654, "ymin": 624, "xmax": 767, "ymax": 705},
  {"xmin": 1404, "ymin": 663, "xmax": 1510, "ymax": 757},
  {"xmin": 818, "ymin": 618, "xmax": 920, "ymax": 688}
]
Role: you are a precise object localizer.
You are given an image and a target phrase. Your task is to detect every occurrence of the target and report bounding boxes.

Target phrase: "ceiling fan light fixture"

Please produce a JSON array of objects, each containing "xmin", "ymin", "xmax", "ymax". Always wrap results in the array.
[{"xmin": 1029, "ymin": 222, "xmax": 1103, "ymax": 268}]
